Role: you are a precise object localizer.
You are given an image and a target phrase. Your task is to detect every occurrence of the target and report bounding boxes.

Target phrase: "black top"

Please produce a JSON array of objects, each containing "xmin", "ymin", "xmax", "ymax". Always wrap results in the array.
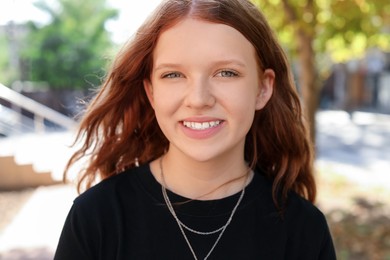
[{"xmin": 54, "ymin": 163, "xmax": 336, "ymax": 260}]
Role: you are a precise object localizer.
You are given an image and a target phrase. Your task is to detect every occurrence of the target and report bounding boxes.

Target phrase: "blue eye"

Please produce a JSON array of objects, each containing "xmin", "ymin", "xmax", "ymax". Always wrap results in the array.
[
  {"xmin": 162, "ymin": 72, "xmax": 182, "ymax": 78},
  {"xmin": 217, "ymin": 70, "xmax": 239, "ymax": 77}
]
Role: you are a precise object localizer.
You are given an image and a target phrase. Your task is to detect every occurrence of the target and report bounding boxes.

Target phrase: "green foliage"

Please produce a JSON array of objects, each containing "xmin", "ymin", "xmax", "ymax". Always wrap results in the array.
[
  {"xmin": 318, "ymin": 0, "xmax": 390, "ymax": 62},
  {"xmin": 0, "ymin": 34, "xmax": 14, "ymax": 84},
  {"xmin": 253, "ymin": 0, "xmax": 390, "ymax": 63},
  {"xmin": 20, "ymin": 0, "xmax": 117, "ymax": 90}
]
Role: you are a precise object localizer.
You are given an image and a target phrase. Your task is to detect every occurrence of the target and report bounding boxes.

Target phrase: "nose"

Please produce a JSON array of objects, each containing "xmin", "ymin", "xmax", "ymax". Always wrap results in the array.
[{"xmin": 184, "ymin": 77, "xmax": 216, "ymax": 109}]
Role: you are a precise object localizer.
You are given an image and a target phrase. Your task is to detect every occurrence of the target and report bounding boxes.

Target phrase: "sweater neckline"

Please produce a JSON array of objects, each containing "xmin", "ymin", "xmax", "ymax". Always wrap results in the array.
[{"xmin": 134, "ymin": 163, "xmax": 268, "ymax": 218}]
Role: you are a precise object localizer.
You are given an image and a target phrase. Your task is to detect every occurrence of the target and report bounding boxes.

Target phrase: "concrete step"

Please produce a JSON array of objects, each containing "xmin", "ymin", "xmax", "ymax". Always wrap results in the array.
[
  {"xmin": 0, "ymin": 155, "xmax": 59, "ymax": 190},
  {"xmin": 0, "ymin": 131, "xmax": 79, "ymax": 189}
]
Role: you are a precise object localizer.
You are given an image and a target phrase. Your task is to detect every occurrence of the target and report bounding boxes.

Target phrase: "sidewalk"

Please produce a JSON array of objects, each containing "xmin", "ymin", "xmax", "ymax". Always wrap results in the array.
[
  {"xmin": 0, "ymin": 184, "xmax": 77, "ymax": 260},
  {"xmin": 316, "ymin": 110, "xmax": 390, "ymax": 189}
]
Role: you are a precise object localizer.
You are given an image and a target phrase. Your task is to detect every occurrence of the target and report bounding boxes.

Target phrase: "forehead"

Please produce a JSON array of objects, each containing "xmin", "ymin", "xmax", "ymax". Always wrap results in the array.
[{"xmin": 153, "ymin": 18, "xmax": 257, "ymax": 66}]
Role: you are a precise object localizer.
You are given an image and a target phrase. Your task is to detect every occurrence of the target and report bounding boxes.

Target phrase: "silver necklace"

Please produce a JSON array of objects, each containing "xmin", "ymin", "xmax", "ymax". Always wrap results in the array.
[{"xmin": 159, "ymin": 158, "xmax": 248, "ymax": 260}]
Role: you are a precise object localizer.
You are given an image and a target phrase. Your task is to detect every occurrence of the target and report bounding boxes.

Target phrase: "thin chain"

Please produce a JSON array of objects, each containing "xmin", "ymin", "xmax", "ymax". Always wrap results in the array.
[
  {"xmin": 162, "ymin": 179, "xmax": 245, "ymax": 235},
  {"xmin": 159, "ymin": 157, "xmax": 248, "ymax": 260}
]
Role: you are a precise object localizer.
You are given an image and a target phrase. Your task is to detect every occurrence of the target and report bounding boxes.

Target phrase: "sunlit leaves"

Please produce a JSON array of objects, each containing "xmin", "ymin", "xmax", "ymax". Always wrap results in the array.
[
  {"xmin": 268, "ymin": 0, "xmax": 280, "ymax": 5},
  {"xmin": 252, "ymin": 0, "xmax": 390, "ymax": 63},
  {"xmin": 370, "ymin": 34, "xmax": 390, "ymax": 50},
  {"xmin": 326, "ymin": 33, "xmax": 368, "ymax": 62},
  {"xmin": 302, "ymin": 12, "xmax": 314, "ymax": 24}
]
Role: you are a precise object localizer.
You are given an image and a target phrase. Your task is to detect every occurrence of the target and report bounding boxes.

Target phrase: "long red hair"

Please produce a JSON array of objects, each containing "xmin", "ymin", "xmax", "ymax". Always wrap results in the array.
[{"xmin": 65, "ymin": 0, "xmax": 316, "ymax": 207}]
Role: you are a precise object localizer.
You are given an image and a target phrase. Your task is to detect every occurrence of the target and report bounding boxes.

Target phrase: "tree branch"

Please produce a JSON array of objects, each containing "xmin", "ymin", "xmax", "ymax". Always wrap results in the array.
[{"xmin": 280, "ymin": 0, "xmax": 298, "ymax": 23}]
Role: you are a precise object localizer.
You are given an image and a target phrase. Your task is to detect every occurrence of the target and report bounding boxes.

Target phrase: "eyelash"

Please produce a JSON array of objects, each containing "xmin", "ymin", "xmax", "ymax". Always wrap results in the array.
[
  {"xmin": 216, "ymin": 70, "xmax": 239, "ymax": 77},
  {"xmin": 161, "ymin": 72, "xmax": 182, "ymax": 78},
  {"xmin": 160, "ymin": 70, "xmax": 239, "ymax": 79}
]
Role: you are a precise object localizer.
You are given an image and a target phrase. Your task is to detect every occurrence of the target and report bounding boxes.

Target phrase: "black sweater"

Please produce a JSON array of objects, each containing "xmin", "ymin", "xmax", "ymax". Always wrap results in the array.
[{"xmin": 54, "ymin": 164, "xmax": 336, "ymax": 260}]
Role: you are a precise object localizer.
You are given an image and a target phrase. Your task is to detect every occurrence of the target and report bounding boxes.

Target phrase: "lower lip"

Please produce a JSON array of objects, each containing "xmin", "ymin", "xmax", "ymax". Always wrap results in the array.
[{"xmin": 180, "ymin": 122, "xmax": 224, "ymax": 139}]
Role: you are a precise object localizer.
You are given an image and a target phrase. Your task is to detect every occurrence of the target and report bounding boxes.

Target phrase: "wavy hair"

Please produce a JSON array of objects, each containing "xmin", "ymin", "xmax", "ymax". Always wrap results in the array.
[{"xmin": 64, "ymin": 0, "xmax": 316, "ymax": 208}]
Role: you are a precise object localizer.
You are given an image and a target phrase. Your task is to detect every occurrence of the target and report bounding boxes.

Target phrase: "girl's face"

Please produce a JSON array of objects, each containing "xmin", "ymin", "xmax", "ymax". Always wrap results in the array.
[{"xmin": 144, "ymin": 18, "xmax": 274, "ymax": 164}]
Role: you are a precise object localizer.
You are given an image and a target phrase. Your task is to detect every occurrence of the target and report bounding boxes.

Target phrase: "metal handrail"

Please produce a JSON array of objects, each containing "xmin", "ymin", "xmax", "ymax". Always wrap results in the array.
[
  {"xmin": 0, "ymin": 104, "xmax": 36, "ymax": 134},
  {"xmin": 0, "ymin": 83, "xmax": 77, "ymax": 131}
]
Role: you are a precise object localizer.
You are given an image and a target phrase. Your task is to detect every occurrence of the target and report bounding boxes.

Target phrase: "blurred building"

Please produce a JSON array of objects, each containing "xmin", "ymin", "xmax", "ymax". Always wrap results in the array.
[{"xmin": 320, "ymin": 49, "xmax": 390, "ymax": 114}]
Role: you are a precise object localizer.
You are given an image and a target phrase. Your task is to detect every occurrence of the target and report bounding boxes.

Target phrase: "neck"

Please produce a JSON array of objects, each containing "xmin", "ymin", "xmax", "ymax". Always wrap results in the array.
[{"xmin": 150, "ymin": 149, "xmax": 250, "ymax": 200}]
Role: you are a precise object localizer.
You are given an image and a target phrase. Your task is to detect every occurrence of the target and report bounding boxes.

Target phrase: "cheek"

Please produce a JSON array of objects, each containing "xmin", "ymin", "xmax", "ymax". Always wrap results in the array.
[
  {"xmin": 151, "ymin": 88, "xmax": 183, "ymax": 122},
  {"xmin": 220, "ymin": 87, "xmax": 259, "ymax": 113}
]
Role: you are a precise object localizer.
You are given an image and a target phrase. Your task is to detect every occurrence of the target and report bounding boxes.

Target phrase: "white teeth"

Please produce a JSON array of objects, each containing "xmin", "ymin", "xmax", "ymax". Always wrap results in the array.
[{"xmin": 183, "ymin": 120, "xmax": 221, "ymax": 130}]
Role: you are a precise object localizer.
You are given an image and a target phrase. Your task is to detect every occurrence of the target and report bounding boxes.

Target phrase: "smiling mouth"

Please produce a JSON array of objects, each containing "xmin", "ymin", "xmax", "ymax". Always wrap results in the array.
[{"xmin": 182, "ymin": 120, "xmax": 222, "ymax": 130}]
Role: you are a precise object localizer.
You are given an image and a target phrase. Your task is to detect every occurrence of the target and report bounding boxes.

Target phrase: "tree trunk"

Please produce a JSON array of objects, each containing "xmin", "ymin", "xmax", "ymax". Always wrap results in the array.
[
  {"xmin": 296, "ymin": 30, "xmax": 319, "ymax": 144},
  {"xmin": 280, "ymin": 0, "xmax": 319, "ymax": 145}
]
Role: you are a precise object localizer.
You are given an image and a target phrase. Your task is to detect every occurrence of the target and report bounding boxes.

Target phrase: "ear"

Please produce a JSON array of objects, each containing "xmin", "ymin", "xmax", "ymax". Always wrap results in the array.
[
  {"xmin": 143, "ymin": 79, "xmax": 155, "ymax": 109},
  {"xmin": 255, "ymin": 69, "xmax": 275, "ymax": 110}
]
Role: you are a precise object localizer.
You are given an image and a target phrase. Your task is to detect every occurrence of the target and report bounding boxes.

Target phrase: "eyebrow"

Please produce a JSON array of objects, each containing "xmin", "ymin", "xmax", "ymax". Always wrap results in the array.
[
  {"xmin": 154, "ymin": 63, "xmax": 182, "ymax": 72},
  {"xmin": 154, "ymin": 59, "xmax": 247, "ymax": 72}
]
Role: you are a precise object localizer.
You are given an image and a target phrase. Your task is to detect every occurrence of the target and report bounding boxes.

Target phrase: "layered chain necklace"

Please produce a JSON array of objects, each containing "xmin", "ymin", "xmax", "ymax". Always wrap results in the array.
[{"xmin": 159, "ymin": 158, "xmax": 248, "ymax": 260}]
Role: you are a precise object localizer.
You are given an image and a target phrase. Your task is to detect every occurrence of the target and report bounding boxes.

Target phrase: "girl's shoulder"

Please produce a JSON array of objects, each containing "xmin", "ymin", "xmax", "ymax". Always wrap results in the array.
[
  {"xmin": 254, "ymin": 168, "xmax": 327, "ymax": 224},
  {"xmin": 282, "ymin": 192, "xmax": 335, "ymax": 259},
  {"xmin": 72, "ymin": 164, "xmax": 150, "ymax": 209},
  {"xmin": 283, "ymin": 191, "xmax": 330, "ymax": 239}
]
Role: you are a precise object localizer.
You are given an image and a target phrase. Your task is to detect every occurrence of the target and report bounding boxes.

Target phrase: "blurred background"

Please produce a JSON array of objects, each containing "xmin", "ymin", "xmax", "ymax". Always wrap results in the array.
[{"xmin": 0, "ymin": 0, "xmax": 389, "ymax": 259}]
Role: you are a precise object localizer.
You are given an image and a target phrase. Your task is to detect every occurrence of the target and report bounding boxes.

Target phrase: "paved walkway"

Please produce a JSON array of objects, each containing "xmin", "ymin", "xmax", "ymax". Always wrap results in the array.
[
  {"xmin": 316, "ymin": 110, "xmax": 390, "ymax": 189},
  {"xmin": 0, "ymin": 184, "xmax": 77, "ymax": 259},
  {"xmin": 0, "ymin": 110, "xmax": 389, "ymax": 259}
]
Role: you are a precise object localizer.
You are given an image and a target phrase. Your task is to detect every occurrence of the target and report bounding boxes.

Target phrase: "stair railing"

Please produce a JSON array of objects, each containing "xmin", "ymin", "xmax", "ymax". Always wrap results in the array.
[{"xmin": 0, "ymin": 83, "xmax": 77, "ymax": 134}]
